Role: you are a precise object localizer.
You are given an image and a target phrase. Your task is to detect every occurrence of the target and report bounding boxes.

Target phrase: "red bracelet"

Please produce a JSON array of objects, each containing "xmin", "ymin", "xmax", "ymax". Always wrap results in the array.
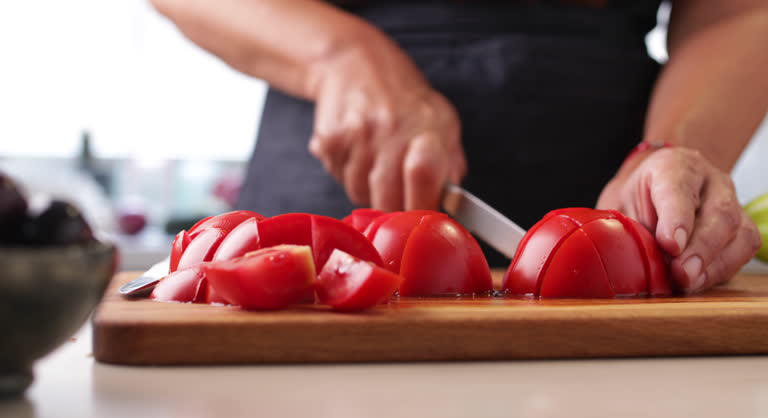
[{"xmin": 624, "ymin": 141, "xmax": 674, "ymax": 163}]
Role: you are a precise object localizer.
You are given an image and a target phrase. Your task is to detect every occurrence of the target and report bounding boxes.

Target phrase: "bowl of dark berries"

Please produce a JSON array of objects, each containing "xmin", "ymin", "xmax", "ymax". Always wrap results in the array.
[{"xmin": 0, "ymin": 172, "xmax": 117, "ymax": 398}]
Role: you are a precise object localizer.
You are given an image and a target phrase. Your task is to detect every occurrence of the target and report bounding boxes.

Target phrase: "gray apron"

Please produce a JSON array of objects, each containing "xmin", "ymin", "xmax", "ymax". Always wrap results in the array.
[{"xmin": 238, "ymin": 0, "xmax": 662, "ymax": 266}]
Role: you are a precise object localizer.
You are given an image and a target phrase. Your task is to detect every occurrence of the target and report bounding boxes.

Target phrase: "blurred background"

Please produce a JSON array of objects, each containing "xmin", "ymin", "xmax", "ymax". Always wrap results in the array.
[{"xmin": 1, "ymin": 1, "xmax": 766, "ymax": 270}]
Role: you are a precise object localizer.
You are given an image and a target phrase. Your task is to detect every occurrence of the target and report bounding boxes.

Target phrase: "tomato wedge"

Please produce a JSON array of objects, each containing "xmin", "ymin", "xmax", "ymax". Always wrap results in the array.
[
  {"xmin": 503, "ymin": 208, "xmax": 671, "ymax": 298},
  {"xmin": 169, "ymin": 229, "xmax": 191, "ymax": 273},
  {"xmin": 188, "ymin": 210, "xmax": 265, "ymax": 235},
  {"xmin": 317, "ymin": 249, "xmax": 403, "ymax": 311},
  {"xmin": 176, "ymin": 227, "xmax": 227, "ymax": 271},
  {"xmin": 342, "ymin": 209, "xmax": 386, "ymax": 233},
  {"xmin": 364, "ymin": 210, "xmax": 492, "ymax": 296},
  {"xmin": 204, "ymin": 245, "xmax": 316, "ymax": 310},
  {"xmin": 212, "ymin": 217, "xmax": 261, "ymax": 261},
  {"xmin": 151, "ymin": 266, "xmax": 207, "ymax": 303}
]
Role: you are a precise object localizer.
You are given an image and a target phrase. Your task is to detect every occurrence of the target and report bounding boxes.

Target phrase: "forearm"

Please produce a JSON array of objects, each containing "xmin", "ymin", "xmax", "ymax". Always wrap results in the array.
[
  {"xmin": 150, "ymin": 0, "xmax": 376, "ymax": 99},
  {"xmin": 641, "ymin": 3, "xmax": 768, "ymax": 172}
]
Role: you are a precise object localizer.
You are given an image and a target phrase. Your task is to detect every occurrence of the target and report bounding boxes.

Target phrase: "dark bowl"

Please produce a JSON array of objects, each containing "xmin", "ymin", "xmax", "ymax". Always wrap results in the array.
[{"xmin": 0, "ymin": 242, "xmax": 117, "ymax": 398}]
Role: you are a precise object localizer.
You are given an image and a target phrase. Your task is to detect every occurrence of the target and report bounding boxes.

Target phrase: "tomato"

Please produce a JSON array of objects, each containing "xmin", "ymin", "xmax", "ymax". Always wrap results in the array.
[
  {"xmin": 204, "ymin": 245, "xmax": 316, "ymax": 310},
  {"xmin": 151, "ymin": 266, "xmax": 208, "ymax": 303},
  {"xmin": 169, "ymin": 230, "xmax": 191, "ymax": 273},
  {"xmin": 317, "ymin": 249, "xmax": 404, "ymax": 311},
  {"xmin": 256, "ymin": 213, "xmax": 313, "ymax": 249},
  {"xmin": 502, "ymin": 208, "xmax": 671, "ymax": 298},
  {"xmin": 342, "ymin": 209, "xmax": 386, "ymax": 233},
  {"xmin": 188, "ymin": 210, "xmax": 265, "ymax": 235},
  {"xmin": 211, "ymin": 217, "xmax": 261, "ymax": 261},
  {"xmin": 176, "ymin": 227, "xmax": 227, "ymax": 271},
  {"xmin": 311, "ymin": 215, "xmax": 383, "ymax": 269},
  {"xmin": 365, "ymin": 210, "xmax": 492, "ymax": 296}
]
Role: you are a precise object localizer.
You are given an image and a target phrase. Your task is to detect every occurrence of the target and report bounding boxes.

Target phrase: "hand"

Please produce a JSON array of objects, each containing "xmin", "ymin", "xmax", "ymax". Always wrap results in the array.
[
  {"xmin": 597, "ymin": 147, "xmax": 762, "ymax": 294},
  {"xmin": 305, "ymin": 25, "xmax": 466, "ymax": 212}
]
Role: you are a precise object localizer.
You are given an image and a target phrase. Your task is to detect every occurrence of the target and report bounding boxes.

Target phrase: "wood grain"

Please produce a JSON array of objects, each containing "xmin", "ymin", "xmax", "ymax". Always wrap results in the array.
[{"xmin": 92, "ymin": 271, "xmax": 768, "ymax": 365}]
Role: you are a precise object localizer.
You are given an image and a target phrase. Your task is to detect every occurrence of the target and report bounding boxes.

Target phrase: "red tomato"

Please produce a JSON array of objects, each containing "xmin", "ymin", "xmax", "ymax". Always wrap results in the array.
[
  {"xmin": 176, "ymin": 227, "xmax": 227, "ymax": 271},
  {"xmin": 502, "ymin": 208, "xmax": 671, "ymax": 298},
  {"xmin": 317, "ymin": 249, "xmax": 404, "ymax": 311},
  {"xmin": 169, "ymin": 230, "xmax": 191, "ymax": 273},
  {"xmin": 211, "ymin": 217, "xmax": 261, "ymax": 261},
  {"xmin": 256, "ymin": 213, "xmax": 313, "ymax": 249},
  {"xmin": 342, "ymin": 209, "xmax": 386, "ymax": 233},
  {"xmin": 151, "ymin": 266, "xmax": 207, "ymax": 303},
  {"xmin": 311, "ymin": 215, "xmax": 383, "ymax": 269},
  {"xmin": 204, "ymin": 245, "xmax": 316, "ymax": 310},
  {"xmin": 365, "ymin": 210, "xmax": 492, "ymax": 296},
  {"xmin": 188, "ymin": 210, "xmax": 265, "ymax": 235}
]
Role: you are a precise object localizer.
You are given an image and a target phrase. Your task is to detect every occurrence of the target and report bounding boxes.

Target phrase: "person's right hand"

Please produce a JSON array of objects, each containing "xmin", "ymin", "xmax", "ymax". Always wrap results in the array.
[{"xmin": 305, "ymin": 24, "xmax": 466, "ymax": 212}]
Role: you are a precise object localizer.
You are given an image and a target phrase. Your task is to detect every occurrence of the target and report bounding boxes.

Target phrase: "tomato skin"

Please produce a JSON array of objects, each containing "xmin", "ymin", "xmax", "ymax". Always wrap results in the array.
[
  {"xmin": 212, "ymin": 217, "xmax": 261, "ymax": 261},
  {"xmin": 362, "ymin": 212, "xmax": 400, "ymax": 241},
  {"xmin": 188, "ymin": 210, "xmax": 265, "ymax": 235},
  {"xmin": 342, "ymin": 209, "xmax": 386, "ymax": 233},
  {"xmin": 311, "ymin": 215, "xmax": 383, "ymax": 269},
  {"xmin": 503, "ymin": 208, "xmax": 672, "ymax": 298},
  {"xmin": 317, "ymin": 249, "xmax": 403, "ymax": 311},
  {"xmin": 204, "ymin": 245, "xmax": 316, "ymax": 310},
  {"xmin": 151, "ymin": 266, "xmax": 208, "ymax": 303},
  {"xmin": 176, "ymin": 227, "xmax": 227, "ymax": 271},
  {"xmin": 370, "ymin": 211, "xmax": 428, "ymax": 273},
  {"xmin": 257, "ymin": 213, "xmax": 313, "ymax": 249},
  {"xmin": 169, "ymin": 230, "xmax": 191, "ymax": 273},
  {"xmin": 399, "ymin": 214, "xmax": 492, "ymax": 296}
]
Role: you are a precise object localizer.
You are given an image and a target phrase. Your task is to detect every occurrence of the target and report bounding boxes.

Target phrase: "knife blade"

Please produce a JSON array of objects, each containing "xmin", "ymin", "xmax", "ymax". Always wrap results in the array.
[
  {"xmin": 442, "ymin": 184, "xmax": 527, "ymax": 259},
  {"xmin": 118, "ymin": 257, "xmax": 170, "ymax": 297}
]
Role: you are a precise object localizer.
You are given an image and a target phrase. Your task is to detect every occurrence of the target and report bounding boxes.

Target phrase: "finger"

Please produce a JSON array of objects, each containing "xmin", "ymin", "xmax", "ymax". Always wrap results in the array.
[
  {"xmin": 369, "ymin": 142, "xmax": 406, "ymax": 212},
  {"xmin": 309, "ymin": 133, "xmax": 349, "ymax": 182},
  {"xmin": 649, "ymin": 154, "xmax": 705, "ymax": 256},
  {"xmin": 403, "ymin": 134, "xmax": 447, "ymax": 210},
  {"xmin": 342, "ymin": 139, "xmax": 374, "ymax": 207},
  {"xmin": 684, "ymin": 212, "xmax": 763, "ymax": 294},
  {"xmin": 670, "ymin": 177, "xmax": 741, "ymax": 290}
]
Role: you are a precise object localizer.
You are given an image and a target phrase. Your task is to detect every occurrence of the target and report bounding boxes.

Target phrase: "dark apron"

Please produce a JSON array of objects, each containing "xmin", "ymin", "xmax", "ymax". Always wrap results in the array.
[{"xmin": 238, "ymin": 0, "xmax": 662, "ymax": 266}]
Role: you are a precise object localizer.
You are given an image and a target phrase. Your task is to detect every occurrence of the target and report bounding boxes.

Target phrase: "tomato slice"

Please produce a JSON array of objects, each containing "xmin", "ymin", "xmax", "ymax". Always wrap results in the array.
[
  {"xmin": 503, "ymin": 214, "xmax": 579, "ymax": 296},
  {"xmin": 311, "ymin": 215, "xmax": 383, "ymax": 269},
  {"xmin": 622, "ymin": 216, "xmax": 673, "ymax": 296},
  {"xmin": 399, "ymin": 214, "xmax": 492, "ymax": 296},
  {"xmin": 362, "ymin": 212, "xmax": 401, "ymax": 241},
  {"xmin": 151, "ymin": 266, "xmax": 207, "ymax": 303},
  {"xmin": 204, "ymin": 245, "xmax": 316, "ymax": 310},
  {"xmin": 342, "ymin": 209, "xmax": 386, "ymax": 234},
  {"xmin": 176, "ymin": 227, "xmax": 227, "ymax": 271},
  {"xmin": 188, "ymin": 210, "xmax": 265, "ymax": 235},
  {"xmin": 257, "ymin": 213, "xmax": 313, "ymax": 249},
  {"xmin": 369, "ymin": 211, "xmax": 432, "ymax": 273},
  {"xmin": 212, "ymin": 217, "xmax": 261, "ymax": 261},
  {"xmin": 551, "ymin": 207, "xmax": 617, "ymax": 226},
  {"xmin": 580, "ymin": 218, "xmax": 646, "ymax": 297},
  {"xmin": 317, "ymin": 249, "xmax": 403, "ymax": 311},
  {"xmin": 169, "ymin": 229, "xmax": 191, "ymax": 273},
  {"xmin": 539, "ymin": 228, "xmax": 615, "ymax": 298}
]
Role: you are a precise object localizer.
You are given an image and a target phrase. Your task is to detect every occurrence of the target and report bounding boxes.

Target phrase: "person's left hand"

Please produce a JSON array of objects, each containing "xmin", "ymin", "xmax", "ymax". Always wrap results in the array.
[{"xmin": 597, "ymin": 146, "xmax": 762, "ymax": 294}]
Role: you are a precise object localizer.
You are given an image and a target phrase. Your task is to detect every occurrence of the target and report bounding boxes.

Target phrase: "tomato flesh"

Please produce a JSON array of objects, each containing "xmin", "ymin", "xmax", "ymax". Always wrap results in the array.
[
  {"xmin": 317, "ymin": 249, "xmax": 403, "ymax": 311},
  {"xmin": 212, "ymin": 217, "xmax": 261, "ymax": 261},
  {"xmin": 311, "ymin": 215, "xmax": 383, "ymax": 269},
  {"xmin": 176, "ymin": 227, "xmax": 227, "ymax": 271},
  {"xmin": 204, "ymin": 245, "xmax": 316, "ymax": 310},
  {"xmin": 151, "ymin": 266, "xmax": 207, "ymax": 303}
]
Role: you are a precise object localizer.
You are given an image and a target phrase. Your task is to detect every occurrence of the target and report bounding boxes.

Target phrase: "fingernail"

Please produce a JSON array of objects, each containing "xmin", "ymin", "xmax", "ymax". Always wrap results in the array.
[
  {"xmin": 682, "ymin": 256, "xmax": 702, "ymax": 283},
  {"xmin": 674, "ymin": 228, "xmax": 688, "ymax": 251},
  {"xmin": 692, "ymin": 272, "xmax": 707, "ymax": 291}
]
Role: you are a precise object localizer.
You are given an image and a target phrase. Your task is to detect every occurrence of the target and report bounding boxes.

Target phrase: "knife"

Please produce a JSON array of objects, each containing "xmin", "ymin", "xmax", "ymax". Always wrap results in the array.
[
  {"xmin": 118, "ymin": 257, "xmax": 169, "ymax": 297},
  {"xmin": 442, "ymin": 183, "xmax": 527, "ymax": 259}
]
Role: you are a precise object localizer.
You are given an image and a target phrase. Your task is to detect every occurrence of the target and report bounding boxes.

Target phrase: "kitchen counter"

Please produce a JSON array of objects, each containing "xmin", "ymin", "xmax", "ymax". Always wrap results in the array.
[{"xmin": 3, "ymin": 321, "xmax": 768, "ymax": 418}]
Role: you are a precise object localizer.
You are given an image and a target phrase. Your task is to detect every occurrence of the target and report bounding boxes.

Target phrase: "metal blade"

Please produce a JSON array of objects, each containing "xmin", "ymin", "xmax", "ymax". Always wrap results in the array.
[
  {"xmin": 118, "ymin": 257, "xmax": 170, "ymax": 297},
  {"xmin": 442, "ymin": 184, "xmax": 527, "ymax": 259}
]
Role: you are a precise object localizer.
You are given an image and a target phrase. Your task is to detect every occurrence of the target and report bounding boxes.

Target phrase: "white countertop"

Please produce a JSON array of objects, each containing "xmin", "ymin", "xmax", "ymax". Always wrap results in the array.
[{"xmin": 3, "ymin": 322, "xmax": 768, "ymax": 418}]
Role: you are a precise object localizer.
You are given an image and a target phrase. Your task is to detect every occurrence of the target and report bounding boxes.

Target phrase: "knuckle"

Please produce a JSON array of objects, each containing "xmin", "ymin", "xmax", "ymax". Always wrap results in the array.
[
  {"xmin": 404, "ymin": 154, "xmax": 439, "ymax": 185},
  {"xmin": 746, "ymin": 221, "xmax": 763, "ymax": 253},
  {"xmin": 370, "ymin": 105, "xmax": 397, "ymax": 135},
  {"xmin": 713, "ymin": 198, "xmax": 741, "ymax": 231}
]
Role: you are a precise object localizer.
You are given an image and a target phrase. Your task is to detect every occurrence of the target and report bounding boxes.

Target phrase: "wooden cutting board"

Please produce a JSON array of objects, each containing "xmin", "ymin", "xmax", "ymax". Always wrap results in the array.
[{"xmin": 92, "ymin": 271, "xmax": 768, "ymax": 365}]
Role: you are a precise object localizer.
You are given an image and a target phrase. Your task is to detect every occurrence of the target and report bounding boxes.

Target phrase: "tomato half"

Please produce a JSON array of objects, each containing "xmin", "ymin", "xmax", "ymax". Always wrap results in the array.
[
  {"xmin": 503, "ymin": 208, "xmax": 671, "ymax": 298},
  {"xmin": 204, "ymin": 245, "xmax": 316, "ymax": 310},
  {"xmin": 316, "ymin": 249, "xmax": 403, "ymax": 311},
  {"xmin": 365, "ymin": 210, "xmax": 492, "ymax": 296}
]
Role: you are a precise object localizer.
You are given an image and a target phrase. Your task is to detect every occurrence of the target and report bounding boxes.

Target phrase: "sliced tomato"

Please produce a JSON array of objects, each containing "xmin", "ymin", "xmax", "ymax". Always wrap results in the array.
[
  {"xmin": 369, "ymin": 210, "xmax": 432, "ymax": 273},
  {"xmin": 176, "ymin": 227, "xmax": 227, "ymax": 271},
  {"xmin": 362, "ymin": 212, "xmax": 400, "ymax": 241},
  {"xmin": 203, "ymin": 245, "xmax": 316, "ymax": 310},
  {"xmin": 169, "ymin": 229, "xmax": 191, "ymax": 273},
  {"xmin": 539, "ymin": 228, "xmax": 615, "ymax": 298},
  {"xmin": 317, "ymin": 249, "xmax": 403, "ymax": 311},
  {"xmin": 151, "ymin": 266, "xmax": 207, "ymax": 303},
  {"xmin": 188, "ymin": 210, "xmax": 265, "ymax": 235},
  {"xmin": 311, "ymin": 215, "xmax": 383, "ymax": 269},
  {"xmin": 257, "ymin": 213, "xmax": 313, "ymax": 249},
  {"xmin": 622, "ymin": 216, "xmax": 673, "ymax": 295},
  {"xmin": 399, "ymin": 214, "xmax": 492, "ymax": 296},
  {"xmin": 580, "ymin": 218, "xmax": 646, "ymax": 296},
  {"xmin": 342, "ymin": 209, "xmax": 386, "ymax": 234},
  {"xmin": 212, "ymin": 217, "xmax": 261, "ymax": 261}
]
